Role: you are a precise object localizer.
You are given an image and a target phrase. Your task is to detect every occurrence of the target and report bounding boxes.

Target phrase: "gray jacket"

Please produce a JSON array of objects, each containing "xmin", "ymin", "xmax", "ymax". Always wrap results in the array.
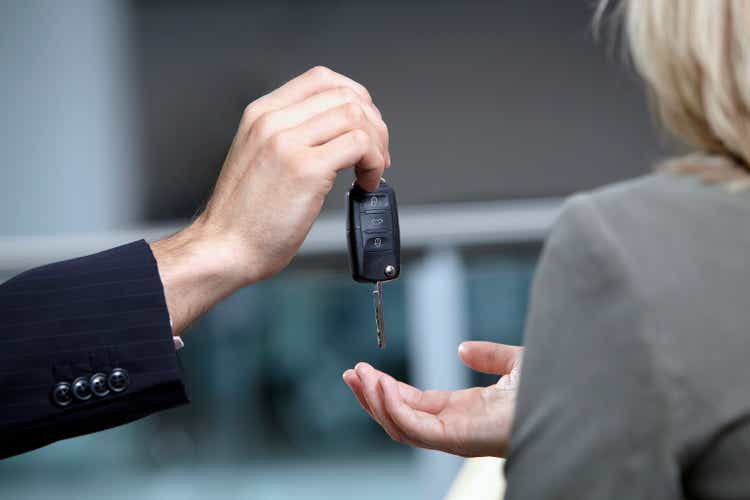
[{"xmin": 505, "ymin": 172, "xmax": 750, "ymax": 499}]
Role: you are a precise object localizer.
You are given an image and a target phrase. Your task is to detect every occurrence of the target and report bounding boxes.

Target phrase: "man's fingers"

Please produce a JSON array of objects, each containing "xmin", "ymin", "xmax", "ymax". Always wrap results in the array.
[
  {"xmin": 458, "ymin": 341, "xmax": 523, "ymax": 375},
  {"xmin": 243, "ymin": 66, "xmax": 372, "ymax": 129},
  {"xmin": 354, "ymin": 163, "xmax": 386, "ymax": 193},
  {"xmin": 275, "ymin": 66, "xmax": 372, "ymax": 104},
  {"xmin": 239, "ymin": 67, "xmax": 389, "ymax": 193},
  {"xmin": 355, "ymin": 363, "xmax": 406, "ymax": 443},
  {"xmin": 311, "ymin": 128, "xmax": 385, "ymax": 192},
  {"xmin": 295, "ymin": 102, "xmax": 383, "ymax": 154},
  {"xmin": 250, "ymin": 87, "xmax": 388, "ymax": 155},
  {"xmin": 343, "ymin": 369, "xmax": 375, "ymax": 419}
]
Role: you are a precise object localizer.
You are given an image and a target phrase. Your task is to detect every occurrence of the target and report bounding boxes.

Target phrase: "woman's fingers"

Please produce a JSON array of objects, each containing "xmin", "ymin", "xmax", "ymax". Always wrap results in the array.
[
  {"xmin": 354, "ymin": 363, "xmax": 407, "ymax": 443},
  {"xmin": 385, "ymin": 375, "xmax": 450, "ymax": 415},
  {"xmin": 458, "ymin": 341, "xmax": 523, "ymax": 375},
  {"xmin": 344, "ymin": 364, "xmax": 454, "ymax": 451},
  {"xmin": 349, "ymin": 365, "xmax": 451, "ymax": 415},
  {"xmin": 381, "ymin": 376, "xmax": 446, "ymax": 450},
  {"xmin": 344, "ymin": 367, "xmax": 410, "ymax": 445},
  {"xmin": 343, "ymin": 369, "xmax": 374, "ymax": 419},
  {"xmin": 345, "ymin": 362, "xmax": 517, "ymax": 458}
]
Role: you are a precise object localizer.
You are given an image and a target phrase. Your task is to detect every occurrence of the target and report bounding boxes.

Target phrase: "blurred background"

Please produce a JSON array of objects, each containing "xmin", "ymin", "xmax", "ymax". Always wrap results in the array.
[{"xmin": 0, "ymin": 0, "xmax": 663, "ymax": 499}]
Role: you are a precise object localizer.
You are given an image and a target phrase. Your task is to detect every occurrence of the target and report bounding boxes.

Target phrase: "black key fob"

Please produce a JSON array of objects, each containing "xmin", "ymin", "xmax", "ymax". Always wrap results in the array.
[{"xmin": 346, "ymin": 179, "xmax": 401, "ymax": 283}]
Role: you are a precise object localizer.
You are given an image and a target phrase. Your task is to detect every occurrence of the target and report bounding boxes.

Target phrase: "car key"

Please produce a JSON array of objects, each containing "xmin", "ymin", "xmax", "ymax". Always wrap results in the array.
[{"xmin": 346, "ymin": 178, "xmax": 401, "ymax": 349}]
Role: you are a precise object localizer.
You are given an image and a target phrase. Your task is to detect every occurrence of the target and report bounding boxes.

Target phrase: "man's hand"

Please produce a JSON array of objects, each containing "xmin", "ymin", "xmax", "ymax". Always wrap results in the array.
[
  {"xmin": 343, "ymin": 342, "xmax": 523, "ymax": 458},
  {"xmin": 151, "ymin": 67, "xmax": 390, "ymax": 334}
]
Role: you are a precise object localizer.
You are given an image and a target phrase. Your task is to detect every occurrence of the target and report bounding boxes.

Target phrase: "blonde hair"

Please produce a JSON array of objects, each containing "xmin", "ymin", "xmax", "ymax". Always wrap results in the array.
[{"xmin": 598, "ymin": 0, "xmax": 750, "ymax": 181}]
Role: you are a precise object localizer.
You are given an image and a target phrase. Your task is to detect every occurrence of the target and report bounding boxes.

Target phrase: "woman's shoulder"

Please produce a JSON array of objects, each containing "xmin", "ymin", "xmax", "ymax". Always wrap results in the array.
[
  {"xmin": 559, "ymin": 170, "xmax": 750, "ymax": 250},
  {"xmin": 551, "ymin": 169, "xmax": 750, "ymax": 300},
  {"xmin": 576, "ymin": 170, "xmax": 741, "ymax": 218}
]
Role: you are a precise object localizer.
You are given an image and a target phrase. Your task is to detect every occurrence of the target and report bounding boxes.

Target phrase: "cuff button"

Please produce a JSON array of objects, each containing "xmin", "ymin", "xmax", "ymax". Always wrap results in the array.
[
  {"xmin": 72, "ymin": 376, "xmax": 93, "ymax": 401},
  {"xmin": 108, "ymin": 368, "xmax": 129, "ymax": 393},
  {"xmin": 52, "ymin": 381, "xmax": 73, "ymax": 407},
  {"xmin": 90, "ymin": 373, "xmax": 110, "ymax": 397}
]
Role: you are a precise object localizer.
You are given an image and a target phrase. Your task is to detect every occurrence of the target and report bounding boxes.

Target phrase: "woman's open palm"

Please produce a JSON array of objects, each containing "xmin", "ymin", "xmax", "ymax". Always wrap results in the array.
[{"xmin": 343, "ymin": 341, "xmax": 523, "ymax": 458}]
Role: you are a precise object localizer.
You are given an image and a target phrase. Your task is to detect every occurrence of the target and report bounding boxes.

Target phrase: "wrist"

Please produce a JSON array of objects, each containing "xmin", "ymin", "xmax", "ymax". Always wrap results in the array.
[{"xmin": 150, "ymin": 219, "xmax": 251, "ymax": 335}]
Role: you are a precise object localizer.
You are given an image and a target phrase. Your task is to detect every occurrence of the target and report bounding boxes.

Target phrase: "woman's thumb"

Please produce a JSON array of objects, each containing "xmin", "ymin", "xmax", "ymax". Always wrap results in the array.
[{"xmin": 458, "ymin": 341, "xmax": 523, "ymax": 375}]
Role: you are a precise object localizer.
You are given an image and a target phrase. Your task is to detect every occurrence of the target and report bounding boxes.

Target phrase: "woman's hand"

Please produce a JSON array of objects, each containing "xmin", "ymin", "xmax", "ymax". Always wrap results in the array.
[
  {"xmin": 152, "ymin": 66, "xmax": 390, "ymax": 334},
  {"xmin": 343, "ymin": 342, "xmax": 523, "ymax": 458}
]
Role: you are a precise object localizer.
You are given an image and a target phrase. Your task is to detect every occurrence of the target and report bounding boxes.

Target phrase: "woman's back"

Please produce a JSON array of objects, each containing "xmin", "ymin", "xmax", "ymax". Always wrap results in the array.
[{"xmin": 505, "ymin": 170, "xmax": 750, "ymax": 499}]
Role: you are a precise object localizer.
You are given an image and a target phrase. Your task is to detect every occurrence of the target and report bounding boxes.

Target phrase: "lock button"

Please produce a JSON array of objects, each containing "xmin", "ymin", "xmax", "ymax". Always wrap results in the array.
[{"xmin": 359, "ymin": 194, "xmax": 389, "ymax": 212}]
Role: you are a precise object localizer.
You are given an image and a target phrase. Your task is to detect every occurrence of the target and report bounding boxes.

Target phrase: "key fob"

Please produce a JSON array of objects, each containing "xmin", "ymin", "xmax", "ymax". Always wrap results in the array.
[{"xmin": 346, "ymin": 179, "xmax": 401, "ymax": 283}]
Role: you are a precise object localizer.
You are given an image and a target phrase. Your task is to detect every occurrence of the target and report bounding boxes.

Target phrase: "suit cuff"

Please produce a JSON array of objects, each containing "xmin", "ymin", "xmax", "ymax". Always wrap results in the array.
[{"xmin": 0, "ymin": 240, "xmax": 190, "ymax": 458}]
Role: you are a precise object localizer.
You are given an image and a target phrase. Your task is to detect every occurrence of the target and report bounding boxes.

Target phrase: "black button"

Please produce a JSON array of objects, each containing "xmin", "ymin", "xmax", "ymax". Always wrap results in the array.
[
  {"xmin": 72, "ymin": 376, "xmax": 92, "ymax": 401},
  {"xmin": 362, "ymin": 212, "xmax": 392, "ymax": 232},
  {"xmin": 108, "ymin": 368, "xmax": 129, "ymax": 393},
  {"xmin": 359, "ymin": 194, "xmax": 389, "ymax": 212},
  {"xmin": 90, "ymin": 373, "xmax": 110, "ymax": 397},
  {"xmin": 364, "ymin": 235, "xmax": 392, "ymax": 251},
  {"xmin": 52, "ymin": 381, "xmax": 73, "ymax": 407}
]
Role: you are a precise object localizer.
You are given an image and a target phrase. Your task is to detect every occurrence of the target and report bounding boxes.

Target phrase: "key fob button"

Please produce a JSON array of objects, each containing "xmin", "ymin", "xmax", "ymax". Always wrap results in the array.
[
  {"xmin": 364, "ymin": 235, "xmax": 392, "ymax": 251},
  {"xmin": 359, "ymin": 194, "xmax": 389, "ymax": 212},
  {"xmin": 362, "ymin": 212, "xmax": 392, "ymax": 232}
]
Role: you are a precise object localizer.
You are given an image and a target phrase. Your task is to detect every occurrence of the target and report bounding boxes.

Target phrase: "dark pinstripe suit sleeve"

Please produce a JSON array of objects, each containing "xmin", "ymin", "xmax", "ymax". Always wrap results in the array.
[{"xmin": 0, "ymin": 240, "xmax": 189, "ymax": 459}]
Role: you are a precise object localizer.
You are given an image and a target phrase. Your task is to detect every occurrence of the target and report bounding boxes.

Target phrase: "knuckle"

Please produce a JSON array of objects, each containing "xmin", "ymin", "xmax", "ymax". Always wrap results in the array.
[
  {"xmin": 380, "ymin": 121, "xmax": 390, "ymax": 141},
  {"xmin": 350, "ymin": 128, "xmax": 370, "ymax": 147},
  {"xmin": 242, "ymin": 101, "xmax": 260, "ymax": 124},
  {"xmin": 359, "ymin": 85, "xmax": 373, "ymax": 102},
  {"xmin": 251, "ymin": 113, "xmax": 274, "ymax": 138},
  {"xmin": 369, "ymin": 102, "xmax": 383, "ymax": 121},
  {"xmin": 308, "ymin": 65, "xmax": 333, "ymax": 81},
  {"xmin": 290, "ymin": 153, "xmax": 318, "ymax": 183},
  {"xmin": 287, "ymin": 151, "xmax": 307, "ymax": 174},
  {"xmin": 267, "ymin": 131, "xmax": 291, "ymax": 155},
  {"xmin": 343, "ymin": 102, "xmax": 365, "ymax": 122},
  {"xmin": 336, "ymin": 86, "xmax": 359, "ymax": 103}
]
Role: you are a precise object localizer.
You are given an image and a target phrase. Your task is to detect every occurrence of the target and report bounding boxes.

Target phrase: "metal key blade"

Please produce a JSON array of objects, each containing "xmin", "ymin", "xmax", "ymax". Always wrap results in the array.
[{"xmin": 372, "ymin": 281, "xmax": 386, "ymax": 349}]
